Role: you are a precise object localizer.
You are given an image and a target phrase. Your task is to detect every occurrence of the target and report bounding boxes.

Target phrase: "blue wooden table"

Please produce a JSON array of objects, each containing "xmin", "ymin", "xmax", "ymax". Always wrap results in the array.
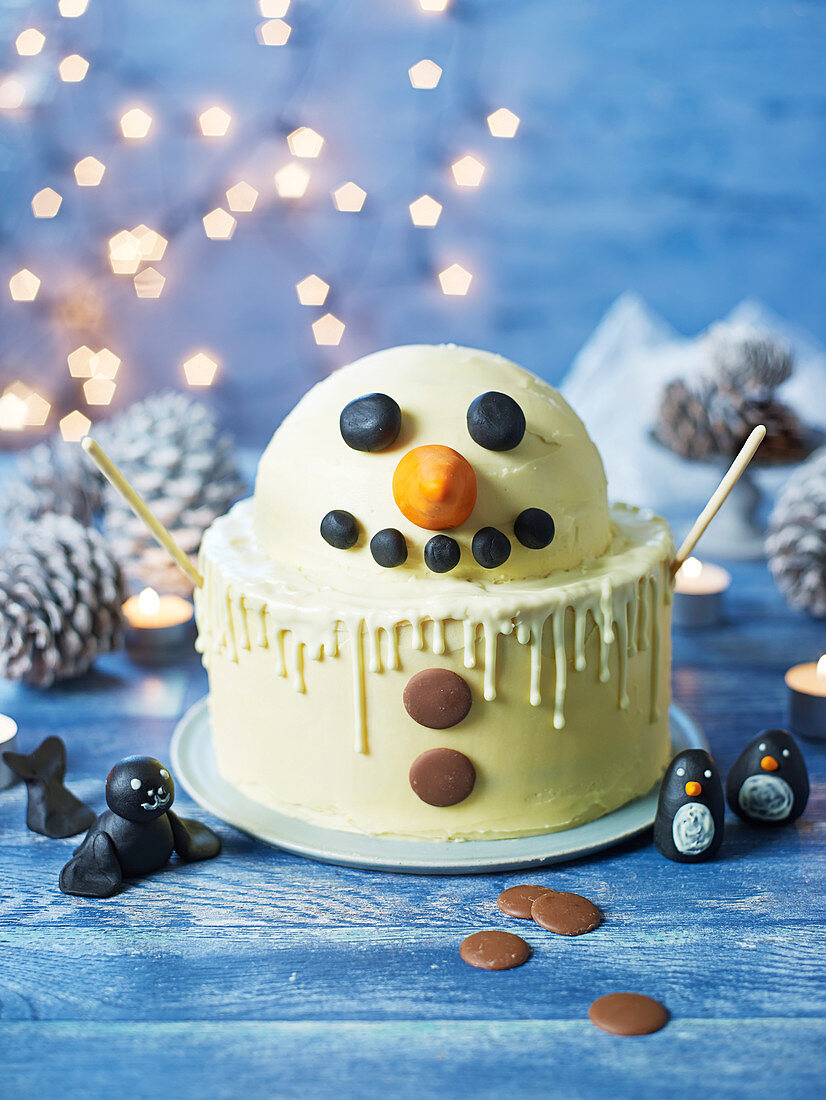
[{"xmin": 1, "ymin": 555, "xmax": 824, "ymax": 1099}]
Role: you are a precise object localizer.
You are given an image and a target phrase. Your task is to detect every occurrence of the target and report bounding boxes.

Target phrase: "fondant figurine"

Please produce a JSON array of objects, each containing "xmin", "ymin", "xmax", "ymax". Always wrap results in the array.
[
  {"xmin": 726, "ymin": 729, "xmax": 809, "ymax": 826},
  {"xmin": 59, "ymin": 756, "xmax": 221, "ymax": 898},
  {"xmin": 2, "ymin": 736, "xmax": 95, "ymax": 838},
  {"xmin": 654, "ymin": 749, "xmax": 724, "ymax": 862}
]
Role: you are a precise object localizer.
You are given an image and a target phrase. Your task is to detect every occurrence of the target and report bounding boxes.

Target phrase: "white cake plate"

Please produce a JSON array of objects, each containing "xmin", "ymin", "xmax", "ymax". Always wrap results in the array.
[{"xmin": 170, "ymin": 698, "xmax": 706, "ymax": 874}]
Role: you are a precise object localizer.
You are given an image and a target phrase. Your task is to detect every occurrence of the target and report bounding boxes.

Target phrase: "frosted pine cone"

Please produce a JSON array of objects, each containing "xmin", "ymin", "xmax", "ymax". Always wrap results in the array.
[
  {"xmin": 96, "ymin": 392, "xmax": 244, "ymax": 594},
  {"xmin": 0, "ymin": 515, "xmax": 126, "ymax": 686},
  {"xmin": 708, "ymin": 322, "xmax": 794, "ymax": 393},
  {"xmin": 0, "ymin": 439, "xmax": 103, "ymax": 534},
  {"xmin": 767, "ymin": 448, "xmax": 826, "ymax": 618}
]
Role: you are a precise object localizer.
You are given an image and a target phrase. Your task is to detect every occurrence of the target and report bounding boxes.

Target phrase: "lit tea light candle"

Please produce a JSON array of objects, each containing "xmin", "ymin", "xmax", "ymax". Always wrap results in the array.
[
  {"xmin": 122, "ymin": 587, "xmax": 195, "ymax": 661},
  {"xmin": 785, "ymin": 655, "xmax": 826, "ymax": 743},
  {"xmin": 0, "ymin": 714, "xmax": 20, "ymax": 791},
  {"xmin": 672, "ymin": 557, "xmax": 731, "ymax": 628}
]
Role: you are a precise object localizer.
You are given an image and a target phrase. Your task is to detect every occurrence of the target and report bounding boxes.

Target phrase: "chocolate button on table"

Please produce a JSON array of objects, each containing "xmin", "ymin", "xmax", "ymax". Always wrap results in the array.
[{"xmin": 1, "ymin": 487, "xmax": 824, "ymax": 1096}]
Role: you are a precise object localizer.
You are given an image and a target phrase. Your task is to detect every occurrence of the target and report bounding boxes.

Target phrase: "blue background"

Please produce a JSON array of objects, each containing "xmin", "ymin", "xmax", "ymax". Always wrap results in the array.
[{"xmin": 0, "ymin": 0, "xmax": 824, "ymax": 444}]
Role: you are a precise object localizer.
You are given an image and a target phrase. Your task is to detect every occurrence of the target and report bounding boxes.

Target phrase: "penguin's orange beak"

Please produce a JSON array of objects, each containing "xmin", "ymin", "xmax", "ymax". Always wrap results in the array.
[
  {"xmin": 685, "ymin": 781, "xmax": 702, "ymax": 797},
  {"xmin": 761, "ymin": 755, "xmax": 779, "ymax": 772}
]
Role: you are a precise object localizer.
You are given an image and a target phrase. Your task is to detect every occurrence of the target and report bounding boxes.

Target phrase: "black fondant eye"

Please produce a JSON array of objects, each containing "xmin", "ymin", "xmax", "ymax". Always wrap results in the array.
[
  {"xmin": 320, "ymin": 510, "xmax": 359, "ymax": 549},
  {"xmin": 466, "ymin": 391, "xmax": 526, "ymax": 451},
  {"xmin": 514, "ymin": 508, "xmax": 555, "ymax": 550},
  {"xmin": 340, "ymin": 393, "xmax": 402, "ymax": 452},
  {"xmin": 370, "ymin": 528, "xmax": 408, "ymax": 568},
  {"xmin": 472, "ymin": 527, "xmax": 511, "ymax": 568},
  {"xmin": 424, "ymin": 534, "xmax": 460, "ymax": 573}
]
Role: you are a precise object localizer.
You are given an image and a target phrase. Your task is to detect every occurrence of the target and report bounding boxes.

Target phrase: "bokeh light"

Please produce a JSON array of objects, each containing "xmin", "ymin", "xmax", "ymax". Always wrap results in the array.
[
  {"xmin": 133, "ymin": 268, "xmax": 166, "ymax": 298},
  {"xmin": 203, "ymin": 208, "xmax": 237, "ymax": 239},
  {"xmin": 332, "ymin": 182, "xmax": 366, "ymax": 212},
  {"xmin": 408, "ymin": 60, "xmax": 442, "ymax": 89},
  {"xmin": 0, "ymin": 78, "xmax": 26, "ymax": 110},
  {"xmin": 451, "ymin": 154, "xmax": 485, "ymax": 187},
  {"xmin": 74, "ymin": 156, "xmax": 106, "ymax": 186},
  {"xmin": 409, "ymin": 194, "xmax": 442, "ymax": 227},
  {"xmin": 59, "ymin": 410, "xmax": 91, "ymax": 442},
  {"xmin": 438, "ymin": 263, "xmax": 472, "ymax": 296},
  {"xmin": 275, "ymin": 162, "xmax": 311, "ymax": 198},
  {"xmin": 59, "ymin": 0, "xmax": 90, "ymax": 16},
  {"xmin": 120, "ymin": 107, "xmax": 153, "ymax": 140},
  {"xmin": 83, "ymin": 376, "xmax": 117, "ymax": 405},
  {"xmin": 487, "ymin": 107, "xmax": 520, "ymax": 138},
  {"xmin": 183, "ymin": 351, "xmax": 220, "ymax": 386},
  {"xmin": 288, "ymin": 127, "xmax": 325, "ymax": 158},
  {"xmin": 59, "ymin": 54, "xmax": 89, "ymax": 82},
  {"xmin": 226, "ymin": 181, "xmax": 259, "ymax": 212},
  {"xmin": 312, "ymin": 313, "xmax": 345, "ymax": 346},
  {"xmin": 31, "ymin": 188, "xmax": 63, "ymax": 218},
  {"xmin": 16, "ymin": 29, "xmax": 46, "ymax": 57},
  {"xmin": 256, "ymin": 19, "xmax": 291, "ymax": 46},
  {"xmin": 199, "ymin": 106, "xmax": 232, "ymax": 138},
  {"xmin": 9, "ymin": 269, "xmax": 41, "ymax": 301},
  {"xmin": 296, "ymin": 275, "xmax": 330, "ymax": 306}
]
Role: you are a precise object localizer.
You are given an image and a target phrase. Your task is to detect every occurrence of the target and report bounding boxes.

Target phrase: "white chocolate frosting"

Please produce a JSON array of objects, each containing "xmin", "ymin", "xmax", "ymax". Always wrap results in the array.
[{"xmin": 255, "ymin": 344, "xmax": 612, "ymax": 583}]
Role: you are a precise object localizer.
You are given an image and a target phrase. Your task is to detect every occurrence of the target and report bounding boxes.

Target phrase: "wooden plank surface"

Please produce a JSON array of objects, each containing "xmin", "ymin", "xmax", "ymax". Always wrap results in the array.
[{"xmin": 1, "ymin": 557, "xmax": 825, "ymax": 1098}]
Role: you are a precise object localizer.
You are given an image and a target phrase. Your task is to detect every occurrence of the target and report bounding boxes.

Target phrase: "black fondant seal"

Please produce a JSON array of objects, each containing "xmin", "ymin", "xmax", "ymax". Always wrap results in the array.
[{"xmin": 59, "ymin": 756, "xmax": 221, "ymax": 898}]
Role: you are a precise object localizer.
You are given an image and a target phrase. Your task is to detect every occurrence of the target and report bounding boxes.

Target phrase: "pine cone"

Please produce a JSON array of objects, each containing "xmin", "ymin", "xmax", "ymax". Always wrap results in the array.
[
  {"xmin": 0, "ymin": 440, "xmax": 103, "ymax": 534},
  {"xmin": 0, "ymin": 516, "xmax": 126, "ymax": 686},
  {"xmin": 707, "ymin": 322, "xmax": 794, "ymax": 392},
  {"xmin": 96, "ymin": 392, "xmax": 244, "ymax": 594},
  {"xmin": 766, "ymin": 448, "xmax": 826, "ymax": 618},
  {"xmin": 656, "ymin": 378, "xmax": 808, "ymax": 462}
]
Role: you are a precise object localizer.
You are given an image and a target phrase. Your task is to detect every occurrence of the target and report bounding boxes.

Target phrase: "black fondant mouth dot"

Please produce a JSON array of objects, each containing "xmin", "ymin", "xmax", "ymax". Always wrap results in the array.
[
  {"xmin": 320, "ymin": 509, "xmax": 360, "ymax": 549},
  {"xmin": 514, "ymin": 508, "xmax": 555, "ymax": 549}
]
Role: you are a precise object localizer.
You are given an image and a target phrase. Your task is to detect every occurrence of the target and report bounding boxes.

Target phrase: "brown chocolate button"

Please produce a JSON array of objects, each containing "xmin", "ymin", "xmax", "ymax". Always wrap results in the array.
[
  {"xmin": 497, "ymin": 884, "xmax": 554, "ymax": 920},
  {"xmin": 531, "ymin": 890, "xmax": 602, "ymax": 936},
  {"xmin": 460, "ymin": 930, "xmax": 530, "ymax": 971},
  {"xmin": 409, "ymin": 748, "xmax": 476, "ymax": 806},
  {"xmin": 403, "ymin": 668, "xmax": 472, "ymax": 729},
  {"xmin": 588, "ymin": 992, "xmax": 669, "ymax": 1035}
]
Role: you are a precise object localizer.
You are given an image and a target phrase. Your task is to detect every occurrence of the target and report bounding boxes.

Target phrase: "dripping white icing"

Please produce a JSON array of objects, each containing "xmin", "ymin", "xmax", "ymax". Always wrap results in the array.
[{"xmin": 195, "ymin": 499, "xmax": 674, "ymax": 754}]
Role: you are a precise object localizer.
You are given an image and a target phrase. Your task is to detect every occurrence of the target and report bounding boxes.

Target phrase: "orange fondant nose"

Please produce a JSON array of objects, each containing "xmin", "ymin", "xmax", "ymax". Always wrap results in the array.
[
  {"xmin": 685, "ymin": 781, "xmax": 702, "ymax": 797},
  {"xmin": 761, "ymin": 755, "xmax": 779, "ymax": 772},
  {"xmin": 393, "ymin": 445, "xmax": 477, "ymax": 531}
]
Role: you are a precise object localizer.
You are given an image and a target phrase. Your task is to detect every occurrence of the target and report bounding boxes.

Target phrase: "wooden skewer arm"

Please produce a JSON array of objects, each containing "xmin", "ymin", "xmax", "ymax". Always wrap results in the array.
[
  {"xmin": 671, "ymin": 425, "xmax": 767, "ymax": 577},
  {"xmin": 82, "ymin": 436, "xmax": 204, "ymax": 589}
]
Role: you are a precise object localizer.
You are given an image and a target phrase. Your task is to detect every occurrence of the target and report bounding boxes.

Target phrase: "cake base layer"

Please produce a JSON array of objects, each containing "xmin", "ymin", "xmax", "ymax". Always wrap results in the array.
[{"xmin": 195, "ymin": 500, "xmax": 674, "ymax": 841}]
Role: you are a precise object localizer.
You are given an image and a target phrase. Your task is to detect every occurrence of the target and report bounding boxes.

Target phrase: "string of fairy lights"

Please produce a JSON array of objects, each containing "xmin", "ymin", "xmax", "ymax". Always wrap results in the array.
[{"xmin": 0, "ymin": 0, "xmax": 521, "ymax": 444}]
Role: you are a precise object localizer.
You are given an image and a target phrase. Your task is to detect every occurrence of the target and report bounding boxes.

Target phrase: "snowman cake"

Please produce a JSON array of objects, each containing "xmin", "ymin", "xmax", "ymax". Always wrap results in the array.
[{"xmin": 195, "ymin": 345, "xmax": 675, "ymax": 840}]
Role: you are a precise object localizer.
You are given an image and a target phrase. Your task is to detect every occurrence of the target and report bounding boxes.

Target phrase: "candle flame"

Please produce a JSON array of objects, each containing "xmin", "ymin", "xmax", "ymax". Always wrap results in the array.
[
  {"xmin": 817, "ymin": 655, "xmax": 826, "ymax": 682},
  {"xmin": 681, "ymin": 556, "xmax": 703, "ymax": 579},
  {"xmin": 137, "ymin": 587, "xmax": 161, "ymax": 616}
]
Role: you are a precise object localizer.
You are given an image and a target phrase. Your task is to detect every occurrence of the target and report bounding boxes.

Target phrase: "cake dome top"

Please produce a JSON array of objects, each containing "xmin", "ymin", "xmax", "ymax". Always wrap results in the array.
[{"xmin": 254, "ymin": 344, "xmax": 611, "ymax": 583}]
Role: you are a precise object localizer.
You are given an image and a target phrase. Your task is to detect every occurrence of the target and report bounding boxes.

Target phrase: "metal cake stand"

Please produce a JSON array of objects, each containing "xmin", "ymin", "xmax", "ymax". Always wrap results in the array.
[{"xmin": 171, "ymin": 698, "xmax": 706, "ymax": 874}]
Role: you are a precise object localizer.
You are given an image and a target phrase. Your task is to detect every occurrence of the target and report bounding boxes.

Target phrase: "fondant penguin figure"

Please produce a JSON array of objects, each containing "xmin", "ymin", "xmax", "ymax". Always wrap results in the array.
[
  {"xmin": 654, "ymin": 749, "xmax": 724, "ymax": 862},
  {"xmin": 59, "ymin": 756, "xmax": 221, "ymax": 898},
  {"xmin": 726, "ymin": 729, "xmax": 809, "ymax": 826}
]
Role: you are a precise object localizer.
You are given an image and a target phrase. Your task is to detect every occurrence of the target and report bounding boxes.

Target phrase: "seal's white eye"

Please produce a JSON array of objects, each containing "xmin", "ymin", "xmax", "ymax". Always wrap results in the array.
[
  {"xmin": 704, "ymin": 769, "xmax": 712, "ymax": 779},
  {"xmin": 782, "ymin": 749, "xmax": 790, "ymax": 758},
  {"xmin": 160, "ymin": 768, "xmax": 169, "ymax": 779},
  {"xmin": 130, "ymin": 778, "xmax": 141, "ymax": 790},
  {"xmin": 759, "ymin": 743, "xmax": 766, "ymax": 752},
  {"xmin": 676, "ymin": 767, "xmax": 685, "ymax": 777}
]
